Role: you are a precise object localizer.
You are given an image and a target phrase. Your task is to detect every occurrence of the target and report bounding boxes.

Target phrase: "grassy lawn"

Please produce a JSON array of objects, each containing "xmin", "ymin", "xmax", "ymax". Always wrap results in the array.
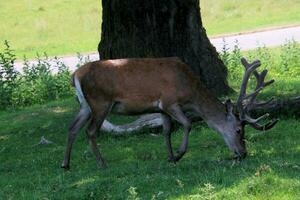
[
  {"xmin": 1, "ymin": 0, "xmax": 300, "ymax": 59},
  {"xmin": 0, "ymin": 98, "xmax": 299, "ymax": 199},
  {"xmin": 1, "ymin": 48, "xmax": 300, "ymax": 198},
  {"xmin": 0, "ymin": 23, "xmax": 299, "ymax": 199}
]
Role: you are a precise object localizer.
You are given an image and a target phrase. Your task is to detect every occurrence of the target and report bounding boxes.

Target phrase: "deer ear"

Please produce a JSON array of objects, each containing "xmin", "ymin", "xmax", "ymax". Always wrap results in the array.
[{"xmin": 225, "ymin": 99, "xmax": 234, "ymax": 115}]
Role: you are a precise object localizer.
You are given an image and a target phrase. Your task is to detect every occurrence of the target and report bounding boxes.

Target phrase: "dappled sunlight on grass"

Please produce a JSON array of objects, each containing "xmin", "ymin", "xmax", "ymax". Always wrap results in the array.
[
  {"xmin": 50, "ymin": 106, "xmax": 69, "ymax": 114},
  {"xmin": 215, "ymin": 173, "xmax": 299, "ymax": 199},
  {"xmin": 0, "ymin": 135, "xmax": 10, "ymax": 141},
  {"xmin": 12, "ymin": 112, "xmax": 40, "ymax": 124},
  {"xmin": 173, "ymin": 165, "xmax": 300, "ymax": 199},
  {"xmin": 295, "ymin": 145, "xmax": 300, "ymax": 153},
  {"xmin": 71, "ymin": 177, "xmax": 96, "ymax": 188}
]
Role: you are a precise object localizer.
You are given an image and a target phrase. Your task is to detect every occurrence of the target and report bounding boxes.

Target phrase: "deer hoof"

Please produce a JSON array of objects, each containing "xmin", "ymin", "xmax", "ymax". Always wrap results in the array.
[
  {"xmin": 167, "ymin": 156, "xmax": 177, "ymax": 164},
  {"xmin": 173, "ymin": 152, "xmax": 185, "ymax": 162},
  {"xmin": 61, "ymin": 164, "xmax": 70, "ymax": 170},
  {"xmin": 97, "ymin": 162, "xmax": 107, "ymax": 169}
]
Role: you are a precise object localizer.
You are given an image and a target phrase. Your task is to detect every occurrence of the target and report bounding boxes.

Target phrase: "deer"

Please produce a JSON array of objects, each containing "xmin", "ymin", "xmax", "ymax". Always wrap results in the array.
[{"xmin": 61, "ymin": 57, "xmax": 278, "ymax": 169}]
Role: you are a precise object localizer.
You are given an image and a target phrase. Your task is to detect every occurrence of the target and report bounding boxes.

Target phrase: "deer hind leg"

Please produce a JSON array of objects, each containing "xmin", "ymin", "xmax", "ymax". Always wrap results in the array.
[
  {"xmin": 85, "ymin": 102, "xmax": 112, "ymax": 169},
  {"xmin": 62, "ymin": 105, "xmax": 91, "ymax": 169},
  {"xmin": 165, "ymin": 104, "xmax": 191, "ymax": 162}
]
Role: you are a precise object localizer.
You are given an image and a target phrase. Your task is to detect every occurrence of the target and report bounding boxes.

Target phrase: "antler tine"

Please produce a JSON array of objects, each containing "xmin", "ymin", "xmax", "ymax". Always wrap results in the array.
[
  {"xmin": 248, "ymin": 119, "xmax": 279, "ymax": 131},
  {"xmin": 244, "ymin": 113, "xmax": 269, "ymax": 124},
  {"xmin": 237, "ymin": 58, "xmax": 261, "ymax": 117},
  {"xmin": 238, "ymin": 58, "xmax": 261, "ymax": 103},
  {"xmin": 241, "ymin": 57, "xmax": 261, "ymax": 70},
  {"xmin": 251, "ymin": 97, "xmax": 275, "ymax": 109},
  {"xmin": 237, "ymin": 58, "xmax": 278, "ymax": 131},
  {"xmin": 248, "ymin": 68, "xmax": 275, "ymax": 109}
]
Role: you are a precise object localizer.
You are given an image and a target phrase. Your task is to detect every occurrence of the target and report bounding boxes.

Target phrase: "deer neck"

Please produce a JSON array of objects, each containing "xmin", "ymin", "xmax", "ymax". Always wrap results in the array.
[{"xmin": 193, "ymin": 89, "xmax": 228, "ymax": 132}]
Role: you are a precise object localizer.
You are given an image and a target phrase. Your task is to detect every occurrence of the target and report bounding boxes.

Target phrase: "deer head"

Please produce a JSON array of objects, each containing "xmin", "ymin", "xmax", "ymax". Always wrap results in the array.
[{"xmin": 221, "ymin": 58, "xmax": 278, "ymax": 159}]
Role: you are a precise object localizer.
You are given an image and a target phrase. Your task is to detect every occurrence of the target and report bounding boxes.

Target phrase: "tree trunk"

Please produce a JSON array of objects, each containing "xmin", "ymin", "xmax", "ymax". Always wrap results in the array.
[{"xmin": 98, "ymin": 0, "xmax": 232, "ymax": 95}]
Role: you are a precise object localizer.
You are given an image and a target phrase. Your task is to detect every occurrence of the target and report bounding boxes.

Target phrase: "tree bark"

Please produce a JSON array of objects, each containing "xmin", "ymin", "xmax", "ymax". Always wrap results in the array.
[{"xmin": 98, "ymin": 0, "xmax": 232, "ymax": 95}]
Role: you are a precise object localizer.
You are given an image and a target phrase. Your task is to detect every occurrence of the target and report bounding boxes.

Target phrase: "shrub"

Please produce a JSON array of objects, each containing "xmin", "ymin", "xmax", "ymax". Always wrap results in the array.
[
  {"xmin": 221, "ymin": 39, "xmax": 300, "ymax": 86},
  {"xmin": 279, "ymin": 39, "xmax": 300, "ymax": 76},
  {"xmin": 0, "ymin": 41, "xmax": 74, "ymax": 109},
  {"xmin": 0, "ymin": 40, "xmax": 19, "ymax": 109}
]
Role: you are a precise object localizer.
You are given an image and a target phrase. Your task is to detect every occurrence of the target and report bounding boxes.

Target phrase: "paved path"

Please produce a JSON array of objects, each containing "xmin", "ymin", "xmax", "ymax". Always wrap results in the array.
[
  {"xmin": 15, "ymin": 25, "xmax": 300, "ymax": 72},
  {"xmin": 212, "ymin": 25, "xmax": 300, "ymax": 52}
]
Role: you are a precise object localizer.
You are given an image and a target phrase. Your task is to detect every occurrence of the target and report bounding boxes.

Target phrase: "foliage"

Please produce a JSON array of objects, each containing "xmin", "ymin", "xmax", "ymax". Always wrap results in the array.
[
  {"xmin": 220, "ymin": 39, "xmax": 300, "ymax": 95},
  {"xmin": 279, "ymin": 40, "xmax": 300, "ymax": 76},
  {"xmin": 0, "ymin": 41, "xmax": 73, "ymax": 109},
  {"xmin": 0, "ymin": 40, "xmax": 19, "ymax": 110}
]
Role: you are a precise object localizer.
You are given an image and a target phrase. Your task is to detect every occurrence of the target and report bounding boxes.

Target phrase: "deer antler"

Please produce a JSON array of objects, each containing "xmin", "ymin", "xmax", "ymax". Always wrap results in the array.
[{"xmin": 236, "ymin": 58, "xmax": 278, "ymax": 130}]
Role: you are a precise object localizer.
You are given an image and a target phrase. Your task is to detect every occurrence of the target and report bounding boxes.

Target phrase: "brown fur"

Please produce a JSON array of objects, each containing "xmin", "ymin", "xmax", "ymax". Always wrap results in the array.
[{"xmin": 74, "ymin": 57, "xmax": 223, "ymax": 116}]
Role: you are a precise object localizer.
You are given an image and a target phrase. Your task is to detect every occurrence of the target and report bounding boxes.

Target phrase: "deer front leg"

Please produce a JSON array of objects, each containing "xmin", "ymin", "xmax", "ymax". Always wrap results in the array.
[
  {"xmin": 162, "ymin": 114, "xmax": 175, "ymax": 162},
  {"xmin": 165, "ymin": 104, "xmax": 191, "ymax": 162}
]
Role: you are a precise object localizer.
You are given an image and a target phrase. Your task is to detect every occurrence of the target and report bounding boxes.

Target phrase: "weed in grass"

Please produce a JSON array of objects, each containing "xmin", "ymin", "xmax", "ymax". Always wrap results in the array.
[
  {"xmin": 76, "ymin": 52, "xmax": 93, "ymax": 68},
  {"xmin": 219, "ymin": 38, "xmax": 230, "ymax": 67},
  {"xmin": 127, "ymin": 186, "xmax": 141, "ymax": 200},
  {"xmin": 220, "ymin": 40, "xmax": 245, "ymax": 87}
]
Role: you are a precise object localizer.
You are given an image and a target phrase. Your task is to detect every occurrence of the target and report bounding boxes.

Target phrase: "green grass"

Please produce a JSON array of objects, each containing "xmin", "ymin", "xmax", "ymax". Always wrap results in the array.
[
  {"xmin": 1, "ymin": 0, "xmax": 300, "ymax": 59},
  {"xmin": 0, "ymin": 0, "xmax": 102, "ymax": 58},
  {"xmin": 202, "ymin": 0, "xmax": 300, "ymax": 36},
  {"xmin": 0, "ymin": 30, "xmax": 299, "ymax": 200},
  {"xmin": 1, "ymin": 48, "xmax": 300, "ymax": 199},
  {"xmin": 0, "ymin": 98, "xmax": 299, "ymax": 199}
]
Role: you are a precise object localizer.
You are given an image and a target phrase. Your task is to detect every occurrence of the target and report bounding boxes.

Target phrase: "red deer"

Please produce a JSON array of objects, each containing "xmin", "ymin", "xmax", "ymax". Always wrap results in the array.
[{"xmin": 62, "ymin": 57, "xmax": 278, "ymax": 169}]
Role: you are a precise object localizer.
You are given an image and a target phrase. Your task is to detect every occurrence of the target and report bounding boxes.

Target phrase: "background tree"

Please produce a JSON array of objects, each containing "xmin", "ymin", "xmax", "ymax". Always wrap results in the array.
[{"xmin": 98, "ymin": 0, "xmax": 232, "ymax": 95}]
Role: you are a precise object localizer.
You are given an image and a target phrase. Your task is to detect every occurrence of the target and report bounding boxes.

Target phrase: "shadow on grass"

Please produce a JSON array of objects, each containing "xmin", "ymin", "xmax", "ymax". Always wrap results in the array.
[{"xmin": 0, "ymin": 98, "xmax": 299, "ymax": 199}]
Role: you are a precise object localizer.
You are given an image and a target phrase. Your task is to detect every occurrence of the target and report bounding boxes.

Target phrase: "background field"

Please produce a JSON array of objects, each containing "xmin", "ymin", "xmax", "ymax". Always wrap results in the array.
[{"xmin": 0, "ymin": 0, "xmax": 300, "ymax": 58}]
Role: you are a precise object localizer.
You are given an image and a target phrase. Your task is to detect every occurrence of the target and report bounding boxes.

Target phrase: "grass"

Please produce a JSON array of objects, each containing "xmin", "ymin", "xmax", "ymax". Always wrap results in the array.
[
  {"xmin": 0, "ymin": 98, "xmax": 299, "ymax": 199},
  {"xmin": 0, "ymin": 0, "xmax": 102, "ymax": 59},
  {"xmin": 202, "ymin": 0, "xmax": 300, "ymax": 36},
  {"xmin": 1, "ymin": 0, "xmax": 300, "ymax": 59},
  {"xmin": 1, "ymin": 45, "xmax": 300, "ymax": 198},
  {"xmin": 0, "ymin": 31, "xmax": 299, "ymax": 199}
]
